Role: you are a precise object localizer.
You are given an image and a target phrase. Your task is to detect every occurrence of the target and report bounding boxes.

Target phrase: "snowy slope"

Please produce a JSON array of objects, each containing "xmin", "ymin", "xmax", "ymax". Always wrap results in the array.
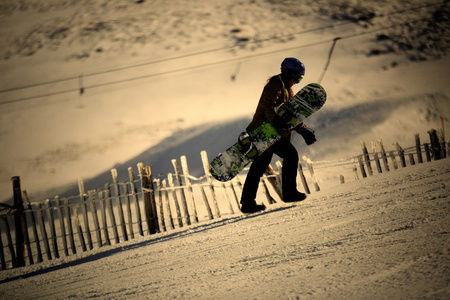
[
  {"xmin": 0, "ymin": 158, "xmax": 448, "ymax": 299},
  {"xmin": 0, "ymin": 1, "xmax": 449, "ymax": 297},
  {"xmin": 1, "ymin": 0, "xmax": 449, "ymax": 203}
]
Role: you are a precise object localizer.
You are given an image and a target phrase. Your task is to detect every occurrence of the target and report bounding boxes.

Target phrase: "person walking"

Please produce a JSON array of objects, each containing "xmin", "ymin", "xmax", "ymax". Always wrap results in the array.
[{"xmin": 240, "ymin": 57, "xmax": 317, "ymax": 213}]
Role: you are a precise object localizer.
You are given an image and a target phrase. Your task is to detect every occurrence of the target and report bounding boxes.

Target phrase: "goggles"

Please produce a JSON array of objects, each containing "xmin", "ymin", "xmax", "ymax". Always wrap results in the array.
[{"xmin": 294, "ymin": 74, "xmax": 304, "ymax": 84}]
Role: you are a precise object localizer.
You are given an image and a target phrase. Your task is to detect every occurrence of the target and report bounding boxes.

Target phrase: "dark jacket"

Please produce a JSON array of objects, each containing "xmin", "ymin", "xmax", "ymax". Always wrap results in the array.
[{"xmin": 247, "ymin": 75, "xmax": 293, "ymax": 132}]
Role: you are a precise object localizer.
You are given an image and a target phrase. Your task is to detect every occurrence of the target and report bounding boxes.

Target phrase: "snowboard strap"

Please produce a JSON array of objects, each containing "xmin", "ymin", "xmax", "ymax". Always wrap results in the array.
[{"xmin": 238, "ymin": 132, "xmax": 258, "ymax": 158}]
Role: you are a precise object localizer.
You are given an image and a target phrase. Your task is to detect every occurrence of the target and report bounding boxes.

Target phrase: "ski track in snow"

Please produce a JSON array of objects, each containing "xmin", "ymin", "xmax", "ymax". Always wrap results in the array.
[{"xmin": 0, "ymin": 159, "xmax": 448, "ymax": 299}]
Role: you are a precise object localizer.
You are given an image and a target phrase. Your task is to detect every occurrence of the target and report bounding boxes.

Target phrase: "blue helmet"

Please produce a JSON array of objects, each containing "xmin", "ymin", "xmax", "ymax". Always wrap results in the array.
[{"xmin": 281, "ymin": 57, "xmax": 305, "ymax": 83}]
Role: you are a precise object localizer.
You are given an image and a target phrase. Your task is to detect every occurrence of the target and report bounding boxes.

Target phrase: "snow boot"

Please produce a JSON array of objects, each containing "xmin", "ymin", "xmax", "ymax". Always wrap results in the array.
[
  {"xmin": 240, "ymin": 202, "xmax": 266, "ymax": 214},
  {"xmin": 283, "ymin": 190, "xmax": 307, "ymax": 203}
]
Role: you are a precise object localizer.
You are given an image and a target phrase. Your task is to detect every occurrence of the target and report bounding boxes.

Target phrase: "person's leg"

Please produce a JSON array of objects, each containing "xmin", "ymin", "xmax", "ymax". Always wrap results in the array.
[
  {"xmin": 240, "ymin": 149, "xmax": 273, "ymax": 212},
  {"xmin": 272, "ymin": 138, "xmax": 306, "ymax": 201}
]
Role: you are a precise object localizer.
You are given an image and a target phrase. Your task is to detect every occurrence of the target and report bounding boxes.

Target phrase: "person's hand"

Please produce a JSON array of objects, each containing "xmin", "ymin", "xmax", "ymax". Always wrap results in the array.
[{"xmin": 299, "ymin": 127, "xmax": 316, "ymax": 145}]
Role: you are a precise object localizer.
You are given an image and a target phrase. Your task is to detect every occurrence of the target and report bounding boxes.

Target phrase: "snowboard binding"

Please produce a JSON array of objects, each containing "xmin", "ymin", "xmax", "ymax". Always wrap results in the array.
[{"xmin": 238, "ymin": 132, "xmax": 258, "ymax": 158}]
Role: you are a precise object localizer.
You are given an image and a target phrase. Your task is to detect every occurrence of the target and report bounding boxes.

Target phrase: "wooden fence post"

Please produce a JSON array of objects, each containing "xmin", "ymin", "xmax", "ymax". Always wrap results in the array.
[
  {"xmin": 55, "ymin": 197, "xmax": 69, "ymax": 256},
  {"xmin": 222, "ymin": 182, "xmax": 237, "ymax": 212},
  {"xmin": 358, "ymin": 155, "xmax": 367, "ymax": 178},
  {"xmin": 24, "ymin": 190, "xmax": 43, "ymax": 262},
  {"xmin": 104, "ymin": 184, "xmax": 119, "ymax": 243},
  {"xmin": 123, "ymin": 183, "xmax": 134, "ymax": 240},
  {"xmin": 78, "ymin": 179, "xmax": 93, "ymax": 250},
  {"xmin": 264, "ymin": 164, "xmax": 282, "ymax": 199},
  {"xmin": 128, "ymin": 167, "xmax": 144, "ymax": 236},
  {"xmin": 201, "ymin": 151, "xmax": 221, "ymax": 218},
  {"xmin": 230, "ymin": 180, "xmax": 242, "ymax": 209},
  {"xmin": 443, "ymin": 139, "xmax": 448, "ymax": 159},
  {"xmin": 298, "ymin": 161, "xmax": 311, "ymax": 194},
  {"xmin": 11, "ymin": 176, "xmax": 25, "ymax": 267},
  {"xmin": 65, "ymin": 199, "xmax": 77, "ymax": 254},
  {"xmin": 259, "ymin": 180, "xmax": 271, "ymax": 207},
  {"xmin": 171, "ymin": 159, "xmax": 191, "ymax": 226},
  {"xmin": 45, "ymin": 199, "xmax": 59, "ymax": 259},
  {"xmin": 389, "ymin": 151, "xmax": 399, "ymax": 170},
  {"xmin": 260, "ymin": 177, "xmax": 276, "ymax": 205},
  {"xmin": 21, "ymin": 211, "xmax": 33, "ymax": 266},
  {"xmin": 111, "ymin": 169, "xmax": 128, "ymax": 242},
  {"xmin": 424, "ymin": 143, "xmax": 432, "ymax": 162},
  {"xmin": 20, "ymin": 191, "xmax": 33, "ymax": 265},
  {"xmin": 262, "ymin": 176, "xmax": 277, "ymax": 204},
  {"xmin": 372, "ymin": 142, "xmax": 382, "ymax": 174},
  {"xmin": 200, "ymin": 186, "xmax": 214, "ymax": 220},
  {"xmin": 415, "ymin": 134, "xmax": 423, "ymax": 164},
  {"xmin": 180, "ymin": 156, "xmax": 199, "ymax": 223},
  {"xmin": 361, "ymin": 141, "xmax": 373, "ymax": 176},
  {"xmin": 97, "ymin": 191, "xmax": 111, "ymax": 246},
  {"xmin": 88, "ymin": 191, "xmax": 102, "ymax": 248},
  {"xmin": 137, "ymin": 163, "xmax": 159, "ymax": 234},
  {"xmin": 2, "ymin": 217, "xmax": 16, "ymax": 268},
  {"xmin": 303, "ymin": 157, "xmax": 320, "ymax": 192},
  {"xmin": 162, "ymin": 180, "xmax": 175, "ymax": 230},
  {"xmin": 378, "ymin": 139, "xmax": 390, "ymax": 172},
  {"xmin": 428, "ymin": 129, "xmax": 442, "ymax": 160},
  {"xmin": 74, "ymin": 205, "xmax": 87, "ymax": 252},
  {"xmin": 395, "ymin": 142, "xmax": 406, "ymax": 167},
  {"xmin": 155, "ymin": 179, "xmax": 166, "ymax": 232},
  {"xmin": 37, "ymin": 203, "xmax": 52, "ymax": 260},
  {"xmin": 168, "ymin": 174, "xmax": 183, "ymax": 227}
]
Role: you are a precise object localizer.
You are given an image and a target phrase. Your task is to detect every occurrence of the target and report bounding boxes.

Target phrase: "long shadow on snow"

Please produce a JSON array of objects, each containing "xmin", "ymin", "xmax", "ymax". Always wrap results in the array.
[
  {"xmin": 58, "ymin": 98, "xmax": 401, "ymax": 197},
  {"xmin": 292, "ymin": 97, "xmax": 411, "ymax": 159},
  {"xmin": 58, "ymin": 117, "xmax": 251, "ymax": 198},
  {"xmin": 56, "ymin": 95, "xmax": 426, "ymax": 198}
]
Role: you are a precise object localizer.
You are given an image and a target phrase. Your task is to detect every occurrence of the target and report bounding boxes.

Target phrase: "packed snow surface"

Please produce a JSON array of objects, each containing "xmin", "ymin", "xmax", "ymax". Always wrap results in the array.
[{"xmin": 0, "ymin": 159, "xmax": 449, "ymax": 299}]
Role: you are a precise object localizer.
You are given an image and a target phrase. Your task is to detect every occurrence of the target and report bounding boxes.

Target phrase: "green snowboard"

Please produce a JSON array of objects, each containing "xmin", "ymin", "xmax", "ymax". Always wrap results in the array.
[{"xmin": 209, "ymin": 83, "xmax": 327, "ymax": 182}]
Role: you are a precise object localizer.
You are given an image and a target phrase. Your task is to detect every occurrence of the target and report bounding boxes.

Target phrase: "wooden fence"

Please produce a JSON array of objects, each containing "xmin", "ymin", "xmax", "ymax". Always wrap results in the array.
[
  {"xmin": 1, "ymin": 129, "xmax": 448, "ymax": 270},
  {"xmin": 351, "ymin": 129, "xmax": 448, "ymax": 181},
  {"xmin": 0, "ymin": 152, "xmax": 288, "ymax": 270}
]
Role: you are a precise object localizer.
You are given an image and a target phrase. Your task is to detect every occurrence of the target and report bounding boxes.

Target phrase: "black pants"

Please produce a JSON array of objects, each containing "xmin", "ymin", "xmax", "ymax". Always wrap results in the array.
[{"xmin": 241, "ymin": 137, "xmax": 299, "ymax": 204}]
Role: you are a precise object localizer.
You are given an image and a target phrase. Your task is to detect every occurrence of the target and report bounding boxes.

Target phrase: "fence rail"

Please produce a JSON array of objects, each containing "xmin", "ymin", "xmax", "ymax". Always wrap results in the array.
[{"xmin": 1, "ymin": 129, "xmax": 448, "ymax": 270}]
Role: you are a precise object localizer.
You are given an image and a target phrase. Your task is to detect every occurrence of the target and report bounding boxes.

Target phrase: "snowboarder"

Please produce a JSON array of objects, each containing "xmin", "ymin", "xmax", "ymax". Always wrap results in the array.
[{"xmin": 240, "ymin": 57, "xmax": 317, "ymax": 213}]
